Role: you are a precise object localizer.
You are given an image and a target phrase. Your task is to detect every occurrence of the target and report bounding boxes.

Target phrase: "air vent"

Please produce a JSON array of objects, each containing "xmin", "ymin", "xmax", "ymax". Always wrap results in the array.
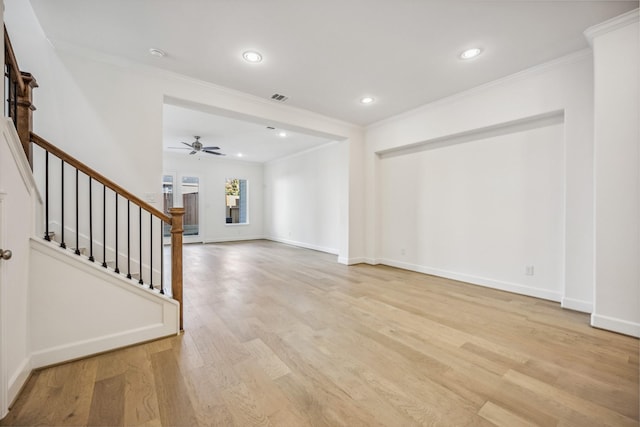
[{"xmin": 270, "ymin": 93, "xmax": 289, "ymax": 102}]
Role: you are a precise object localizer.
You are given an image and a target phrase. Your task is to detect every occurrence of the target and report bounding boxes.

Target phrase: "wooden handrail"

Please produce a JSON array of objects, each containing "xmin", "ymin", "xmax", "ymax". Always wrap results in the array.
[
  {"xmin": 30, "ymin": 132, "xmax": 171, "ymax": 224},
  {"xmin": 4, "ymin": 26, "xmax": 26, "ymax": 95}
]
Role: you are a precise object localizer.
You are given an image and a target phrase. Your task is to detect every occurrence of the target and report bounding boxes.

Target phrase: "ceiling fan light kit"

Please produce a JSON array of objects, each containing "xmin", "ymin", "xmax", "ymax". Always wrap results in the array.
[{"xmin": 169, "ymin": 136, "xmax": 226, "ymax": 156}]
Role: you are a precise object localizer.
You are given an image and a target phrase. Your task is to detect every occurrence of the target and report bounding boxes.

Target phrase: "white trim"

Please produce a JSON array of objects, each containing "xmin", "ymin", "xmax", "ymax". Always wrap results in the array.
[
  {"xmin": 376, "ymin": 110, "xmax": 564, "ymax": 158},
  {"xmin": 338, "ymin": 256, "xmax": 371, "ymax": 265},
  {"xmin": 267, "ymin": 236, "xmax": 338, "ymax": 256},
  {"xmin": 584, "ymin": 8, "xmax": 639, "ymax": 46},
  {"xmin": 591, "ymin": 313, "xmax": 640, "ymax": 338},
  {"xmin": 377, "ymin": 258, "xmax": 562, "ymax": 302},
  {"xmin": 7, "ymin": 357, "xmax": 30, "ymax": 407},
  {"xmin": 561, "ymin": 297, "xmax": 593, "ymax": 314},
  {"xmin": 202, "ymin": 235, "xmax": 266, "ymax": 244},
  {"xmin": 367, "ymin": 49, "xmax": 591, "ymax": 131},
  {"xmin": 30, "ymin": 325, "xmax": 175, "ymax": 369},
  {"xmin": 0, "ymin": 118, "xmax": 42, "ymax": 204}
]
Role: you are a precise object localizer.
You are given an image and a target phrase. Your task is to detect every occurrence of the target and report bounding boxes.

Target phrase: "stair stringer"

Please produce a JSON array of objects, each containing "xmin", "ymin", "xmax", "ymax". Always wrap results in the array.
[{"xmin": 28, "ymin": 237, "xmax": 179, "ymax": 369}]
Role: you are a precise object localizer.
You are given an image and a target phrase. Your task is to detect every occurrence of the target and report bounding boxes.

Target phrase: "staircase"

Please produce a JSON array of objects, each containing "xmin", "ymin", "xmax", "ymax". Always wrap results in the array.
[{"xmin": 1, "ymin": 24, "xmax": 185, "ymax": 415}]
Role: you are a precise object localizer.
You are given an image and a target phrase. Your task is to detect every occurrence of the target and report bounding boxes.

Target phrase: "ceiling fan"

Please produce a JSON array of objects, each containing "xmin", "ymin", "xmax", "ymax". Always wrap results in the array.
[{"xmin": 169, "ymin": 136, "xmax": 225, "ymax": 156}]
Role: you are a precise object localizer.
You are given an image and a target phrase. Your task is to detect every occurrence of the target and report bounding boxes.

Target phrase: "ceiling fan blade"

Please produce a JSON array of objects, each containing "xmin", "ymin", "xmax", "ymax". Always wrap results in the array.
[
  {"xmin": 202, "ymin": 146, "xmax": 220, "ymax": 150},
  {"xmin": 203, "ymin": 150, "xmax": 225, "ymax": 156},
  {"xmin": 181, "ymin": 142, "xmax": 194, "ymax": 148},
  {"xmin": 189, "ymin": 150, "xmax": 197, "ymax": 155}
]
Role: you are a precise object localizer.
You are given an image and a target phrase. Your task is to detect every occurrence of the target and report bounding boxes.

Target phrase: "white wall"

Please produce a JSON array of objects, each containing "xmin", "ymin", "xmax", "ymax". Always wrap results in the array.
[
  {"xmin": 588, "ymin": 11, "xmax": 640, "ymax": 337},
  {"xmin": 365, "ymin": 51, "xmax": 595, "ymax": 309},
  {"xmin": 163, "ymin": 152, "xmax": 264, "ymax": 243},
  {"xmin": 378, "ymin": 117, "xmax": 564, "ymax": 300},
  {"xmin": 264, "ymin": 142, "xmax": 346, "ymax": 254},
  {"xmin": 4, "ymin": 0, "xmax": 364, "ymax": 262}
]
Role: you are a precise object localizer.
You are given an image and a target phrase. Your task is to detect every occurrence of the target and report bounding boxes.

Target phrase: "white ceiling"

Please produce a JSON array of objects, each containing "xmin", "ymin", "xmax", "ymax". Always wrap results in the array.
[
  {"xmin": 163, "ymin": 103, "xmax": 336, "ymax": 163},
  {"xmin": 28, "ymin": 0, "xmax": 638, "ymax": 161}
]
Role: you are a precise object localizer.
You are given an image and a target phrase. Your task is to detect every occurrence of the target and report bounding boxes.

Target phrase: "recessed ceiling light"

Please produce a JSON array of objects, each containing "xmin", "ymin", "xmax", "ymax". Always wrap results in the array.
[
  {"xmin": 237, "ymin": 153, "xmax": 243, "ymax": 157},
  {"xmin": 278, "ymin": 131, "xmax": 287, "ymax": 137},
  {"xmin": 149, "ymin": 48, "xmax": 166, "ymax": 58},
  {"xmin": 460, "ymin": 48, "xmax": 482, "ymax": 60},
  {"xmin": 242, "ymin": 51, "xmax": 262, "ymax": 63},
  {"xmin": 360, "ymin": 96, "xmax": 375, "ymax": 104}
]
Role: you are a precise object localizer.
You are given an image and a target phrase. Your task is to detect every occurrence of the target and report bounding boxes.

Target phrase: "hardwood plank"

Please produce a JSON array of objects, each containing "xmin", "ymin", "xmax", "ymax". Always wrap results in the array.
[
  {"xmin": 503, "ymin": 369, "xmax": 639, "ymax": 426},
  {"xmin": 150, "ymin": 349, "xmax": 198, "ymax": 427},
  {"xmin": 123, "ymin": 345, "xmax": 161, "ymax": 426},
  {"xmin": 0, "ymin": 370, "xmax": 62, "ymax": 426},
  {"xmin": 181, "ymin": 364, "xmax": 236, "ymax": 427},
  {"xmin": 87, "ymin": 374, "xmax": 125, "ymax": 427},
  {"xmin": 478, "ymin": 401, "xmax": 538, "ymax": 427},
  {"xmin": 51, "ymin": 358, "xmax": 98, "ymax": 426}
]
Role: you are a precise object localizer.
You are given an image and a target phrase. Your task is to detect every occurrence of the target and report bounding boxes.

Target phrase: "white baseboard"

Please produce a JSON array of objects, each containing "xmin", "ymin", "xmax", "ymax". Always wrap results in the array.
[
  {"xmin": 7, "ymin": 357, "xmax": 31, "ymax": 406},
  {"xmin": 337, "ymin": 257, "xmax": 374, "ymax": 265},
  {"xmin": 377, "ymin": 258, "xmax": 562, "ymax": 302},
  {"xmin": 591, "ymin": 313, "xmax": 640, "ymax": 338},
  {"xmin": 30, "ymin": 324, "xmax": 176, "ymax": 369},
  {"xmin": 202, "ymin": 235, "xmax": 266, "ymax": 244},
  {"xmin": 266, "ymin": 237, "xmax": 339, "ymax": 255},
  {"xmin": 561, "ymin": 297, "xmax": 593, "ymax": 313}
]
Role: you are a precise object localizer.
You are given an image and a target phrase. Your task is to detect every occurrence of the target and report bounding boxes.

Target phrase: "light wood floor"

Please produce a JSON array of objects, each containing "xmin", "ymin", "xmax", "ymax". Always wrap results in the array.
[{"xmin": 2, "ymin": 240, "xmax": 638, "ymax": 426}]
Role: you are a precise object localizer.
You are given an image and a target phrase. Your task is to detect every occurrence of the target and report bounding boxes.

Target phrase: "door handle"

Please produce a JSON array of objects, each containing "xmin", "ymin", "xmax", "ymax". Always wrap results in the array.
[{"xmin": 0, "ymin": 249, "xmax": 12, "ymax": 260}]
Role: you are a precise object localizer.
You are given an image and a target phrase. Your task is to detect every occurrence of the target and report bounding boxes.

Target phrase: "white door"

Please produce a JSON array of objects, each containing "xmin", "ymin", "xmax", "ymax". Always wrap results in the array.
[{"xmin": 0, "ymin": 124, "xmax": 35, "ymax": 417}]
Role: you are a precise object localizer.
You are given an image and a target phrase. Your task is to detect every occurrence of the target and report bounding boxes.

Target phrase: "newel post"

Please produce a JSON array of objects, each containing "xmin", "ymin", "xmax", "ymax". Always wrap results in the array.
[
  {"xmin": 16, "ymin": 72, "xmax": 38, "ymax": 162},
  {"xmin": 169, "ymin": 207, "xmax": 185, "ymax": 331}
]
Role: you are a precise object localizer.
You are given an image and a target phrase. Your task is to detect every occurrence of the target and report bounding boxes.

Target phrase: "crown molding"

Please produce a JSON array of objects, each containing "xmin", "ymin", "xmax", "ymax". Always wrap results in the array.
[{"xmin": 584, "ymin": 8, "xmax": 639, "ymax": 46}]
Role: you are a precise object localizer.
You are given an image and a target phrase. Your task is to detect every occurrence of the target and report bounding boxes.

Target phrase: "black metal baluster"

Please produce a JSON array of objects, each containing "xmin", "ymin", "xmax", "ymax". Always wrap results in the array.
[
  {"xmin": 102, "ymin": 186, "xmax": 107, "ymax": 268},
  {"xmin": 44, "ymin": 151, "xmax": 50, "ymax": 241},
  {"xmin": 126, "ymin": 200, "xmax": 131, "ymax": 279},
  {"xmin": 60, "ymin": 159, "xmax": 66, "ymax": 249},
  {"xmin": 149, "ymin": 212, "xmax": 153, "ymax": 290},
  {"xmin": 13, "ymin": 80, "xmax": 17, "ymax": 124},
  {"xmin": 4, "ymin": 65, "xmax": 9, "ymax": 118},
  {"xmin": 88, "ymin": 177, "xmax": 94, "ymax": 262},
  {"xmin": 11, "ymin": 78, "xmax": 17, "ymax": 126},
  {"xmin": 160, "ymin": 219, "xmax": 164, "ymax": 294},
  {"xmin": 75, "ymin": 169, "xmax": 80, "ymax": 255},
  {"xmin": 138, "ymin": 206, "xmax": 143, "ymax": 285},
  {"xmin": 114, "ymin": 193, "xmax": 119, "ymax": 274}
]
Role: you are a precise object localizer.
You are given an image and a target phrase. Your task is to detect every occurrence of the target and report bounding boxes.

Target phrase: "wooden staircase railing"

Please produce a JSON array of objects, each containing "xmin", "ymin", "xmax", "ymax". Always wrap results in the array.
[
  {"xmin": 4, "ymin": 27, "xmax": 37, "ymax": 161},
  {"xmin": 4, "ymin": 25, "xmax": 184, "ymax": 330}
]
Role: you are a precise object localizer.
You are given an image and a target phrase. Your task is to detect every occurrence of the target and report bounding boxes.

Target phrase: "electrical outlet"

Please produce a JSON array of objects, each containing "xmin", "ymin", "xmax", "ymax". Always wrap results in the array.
[{"xmin": 525, "ymin": 265, "xmax": 534, "ymax": 276}]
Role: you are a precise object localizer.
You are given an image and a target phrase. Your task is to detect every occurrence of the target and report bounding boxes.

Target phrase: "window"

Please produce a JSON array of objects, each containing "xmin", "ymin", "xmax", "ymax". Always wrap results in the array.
[
  {"xmin": 162, "ymin": 174, "xmax": 201, "ymax": 238},
  {"xmin": 225, "ymin": 178, "xmax": 247, "ymax": 224},
  {"xmin": 181, "ymin": 176, "xmax": 200, "ymax": 236}
]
